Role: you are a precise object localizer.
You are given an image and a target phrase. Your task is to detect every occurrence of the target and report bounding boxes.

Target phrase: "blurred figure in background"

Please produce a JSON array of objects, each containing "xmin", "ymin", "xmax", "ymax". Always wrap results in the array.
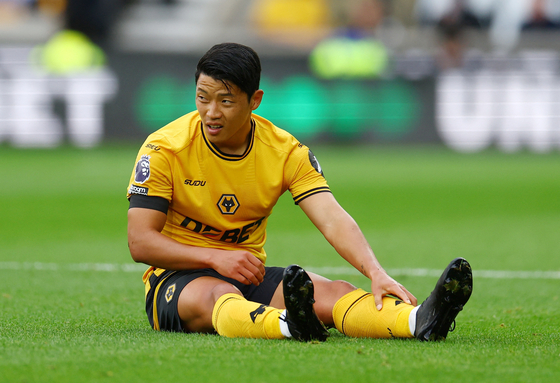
[
  {"xmin": 523, "ymin": 0, "xmax": 560, "ymax": 29},
  {"xmin": 0, "ymin": 1, "xmax": 33, "ymax": 25},
  {"xmin": 310, "ymin": 0, "xmax": 389, "ymax": 79},
  {"xmin": 33, "ymin": 0, "xmax": 127, "ymax": 74},
  {"xmin": 251, "ymin": 0, "xmax": 333, "ymax": 49},
  {"xmin": 431, "ymin": 0, "xmax": 474, "ymax": 70},
  {"xmin": 416, "ymin": 0, "xmax": 560, "ymax": 53},
  {"xmin": 331, "ymin": 0, "xmax": 385, "ymax": 39},
  {"xmin": 64, "ymin": 0, "xmax": 124, "ymax": 49}
]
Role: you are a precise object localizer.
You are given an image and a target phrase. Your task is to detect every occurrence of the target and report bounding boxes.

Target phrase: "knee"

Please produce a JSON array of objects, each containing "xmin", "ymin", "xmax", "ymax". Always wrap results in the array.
[
  {"xmin": 178, "ymin": 281, "xmax": 241, "ymax": 333},
  {"xmin": 313, "ymin": 279, "xmax": 356, "ymax": 326},
  {"xmin": 209, "ymin": 283, "xmax": 242, "ymax": 304},
  {"xmin": 329, "ymin": 280, "xmax": 357, "ymax": 297}
]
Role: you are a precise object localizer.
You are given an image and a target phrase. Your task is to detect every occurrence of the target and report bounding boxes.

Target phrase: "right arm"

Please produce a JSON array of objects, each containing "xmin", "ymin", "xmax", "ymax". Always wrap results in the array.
[{"xmin": 127, "ymin": 207, "xmax": 265, "ymax": 285}]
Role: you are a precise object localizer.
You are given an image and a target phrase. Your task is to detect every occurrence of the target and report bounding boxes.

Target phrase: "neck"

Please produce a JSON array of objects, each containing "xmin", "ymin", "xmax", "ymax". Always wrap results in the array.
[{"xmin": 214, "ymin": 121, "xmax": 253, "ymax": 156}]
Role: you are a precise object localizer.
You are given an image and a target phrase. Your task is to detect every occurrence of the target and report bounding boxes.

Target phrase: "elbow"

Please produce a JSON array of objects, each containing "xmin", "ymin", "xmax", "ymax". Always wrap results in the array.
[{"xmin": 128, "ymin": 237, "xmax": 148, "ymax": 264}]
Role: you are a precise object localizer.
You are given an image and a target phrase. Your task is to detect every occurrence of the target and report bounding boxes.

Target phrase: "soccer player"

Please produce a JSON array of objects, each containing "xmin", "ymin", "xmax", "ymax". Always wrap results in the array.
[{"xmin": 127, "ymin": 42, "xmax": 472, "ymax": 342}]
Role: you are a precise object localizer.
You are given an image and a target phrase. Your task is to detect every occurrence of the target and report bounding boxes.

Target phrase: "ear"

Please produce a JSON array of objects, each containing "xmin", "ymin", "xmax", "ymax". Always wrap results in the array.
[{"xmin": 250, "ymin": 89, "xmax": 264, "ymax": 111}]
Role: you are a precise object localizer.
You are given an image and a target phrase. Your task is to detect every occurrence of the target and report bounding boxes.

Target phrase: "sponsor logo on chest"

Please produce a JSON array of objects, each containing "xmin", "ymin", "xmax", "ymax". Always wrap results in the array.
[
  {"xmin": 180, "ymin": 215, "xmax": 265, "ymax": 245},
  {"xmin": 184, "ymin": 179, "xmax": 206, "ymax": 186},
  {"xmin": 181, "ymin": 181, "xmax": 263, "ymax": 244}
]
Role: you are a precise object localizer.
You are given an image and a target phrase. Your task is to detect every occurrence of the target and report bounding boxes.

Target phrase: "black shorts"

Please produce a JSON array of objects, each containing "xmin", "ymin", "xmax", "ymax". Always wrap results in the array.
[{"xmin": 145, "ymin": 267, "xmax": 285, "ymax": 332}]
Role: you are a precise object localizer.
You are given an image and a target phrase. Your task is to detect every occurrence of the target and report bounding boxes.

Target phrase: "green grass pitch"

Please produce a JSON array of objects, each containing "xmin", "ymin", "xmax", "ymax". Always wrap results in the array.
[{"xmin": 1, "ymin": 143, "xmax": 559, "ymax": 382}]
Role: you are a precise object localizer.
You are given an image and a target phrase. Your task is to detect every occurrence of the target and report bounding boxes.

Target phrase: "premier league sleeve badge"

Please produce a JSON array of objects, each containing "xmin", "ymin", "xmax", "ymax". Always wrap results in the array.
[{"xmin": 134, "ymin": 154, "xmax": 151, "ymax": 184}]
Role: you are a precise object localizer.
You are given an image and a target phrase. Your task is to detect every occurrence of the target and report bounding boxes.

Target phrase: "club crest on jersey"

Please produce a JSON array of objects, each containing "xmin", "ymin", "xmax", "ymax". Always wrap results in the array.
[
  {"xmin": 217, "ymin": 194, "xmax": 240, "ymax": 215},
  {"xmin": 134, "ymin": 154, "xmax": 151, "ymax": 184},
  {"xmin": 165, "ymin": 284, "xmax": 176, "ymax": 304},
  {"xmin": 308, "ymin": 150, "xmax": 323, "ymax": 175}
]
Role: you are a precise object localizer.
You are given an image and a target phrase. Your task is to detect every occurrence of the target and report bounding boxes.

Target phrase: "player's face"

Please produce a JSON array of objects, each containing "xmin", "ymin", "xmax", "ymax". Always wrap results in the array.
[{"xmin": 196, "ymin": 73, "xmax": 263, "ymax": 155}]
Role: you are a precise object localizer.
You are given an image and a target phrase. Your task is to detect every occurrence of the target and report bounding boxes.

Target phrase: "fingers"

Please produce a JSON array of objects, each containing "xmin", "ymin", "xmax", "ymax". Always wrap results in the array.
[
  {"xmin": 400, "ymin": 285, "xmax": 418, "ymax": 306},
  {"xmin": 245, "ymin": 254, "xmax": 265, "ymax": 285},
  {"xmin": 372, "ymin": 280, "xmax": 416, "ymax": 311},
  {"xmin": 233, "ymin": 252, "xmax": 265, "ymax": 286},
  {"xmin": 392, "ymin": 284, "xmax": 412, "ymax": 306},
  {"xmin": 373, "ymin": 290, "xmax": 384, "ymax": 311},
  {"xmin": 240, "ymin": 266, "xmax": 264, "ymax": 286}
]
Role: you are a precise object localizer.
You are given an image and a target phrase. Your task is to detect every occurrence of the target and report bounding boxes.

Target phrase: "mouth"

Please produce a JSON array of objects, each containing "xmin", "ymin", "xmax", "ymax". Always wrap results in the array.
[{"xmin": 205, "ymin": 123, "xmax": 223, "ymax": 135}]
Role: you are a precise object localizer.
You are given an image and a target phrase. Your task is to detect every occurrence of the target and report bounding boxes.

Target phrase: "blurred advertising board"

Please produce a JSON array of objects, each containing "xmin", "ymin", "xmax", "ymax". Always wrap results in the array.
[{"xmin": 1, "ymin": 46, "xmax": 558, "ymax": 152}]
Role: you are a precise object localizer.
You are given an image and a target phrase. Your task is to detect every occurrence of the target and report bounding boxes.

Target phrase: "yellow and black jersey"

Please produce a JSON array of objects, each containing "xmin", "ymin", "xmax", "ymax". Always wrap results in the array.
[{"xmin": 127, "ymin": 111, "xmax": 330, "ymax": 268}]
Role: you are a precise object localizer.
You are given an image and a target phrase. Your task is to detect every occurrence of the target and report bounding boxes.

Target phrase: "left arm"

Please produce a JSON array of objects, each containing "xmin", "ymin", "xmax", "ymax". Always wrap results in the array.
[{"xmin": 298, "ymin": 192, "xmax": 417, "ymax": 310}]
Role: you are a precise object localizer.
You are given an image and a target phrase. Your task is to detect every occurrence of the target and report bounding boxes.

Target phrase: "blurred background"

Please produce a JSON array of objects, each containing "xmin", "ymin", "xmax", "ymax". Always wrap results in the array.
[{"xmin": 1, "ymin": 0, "xmax": 560, "ymax": 152}]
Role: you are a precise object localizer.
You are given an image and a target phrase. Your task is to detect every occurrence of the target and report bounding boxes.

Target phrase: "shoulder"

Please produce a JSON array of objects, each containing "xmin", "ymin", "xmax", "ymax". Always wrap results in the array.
[
  {"xmin": 252, "ymin": 113, "xmax": 303, "ymax": 155},
  {"xmin": 144, "ymin": 111, "xmax": 201, "ymax": 153}
]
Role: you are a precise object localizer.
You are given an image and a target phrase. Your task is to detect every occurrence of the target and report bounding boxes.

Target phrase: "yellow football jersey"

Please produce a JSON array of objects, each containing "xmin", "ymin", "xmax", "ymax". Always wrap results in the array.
[{"xmin": 127, "ymin": 111, "xmax": 330, "ymax": 266}]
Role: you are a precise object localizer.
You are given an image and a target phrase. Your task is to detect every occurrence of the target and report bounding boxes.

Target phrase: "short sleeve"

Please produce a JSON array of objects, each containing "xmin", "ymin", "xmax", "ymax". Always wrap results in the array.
[
  {"xmin": 126, "ymin": 137, "xmax": 173, "ymax": 202},
  {"xmin": 287, "ymin": 146, "xmax": 330, "ymax": 204}
]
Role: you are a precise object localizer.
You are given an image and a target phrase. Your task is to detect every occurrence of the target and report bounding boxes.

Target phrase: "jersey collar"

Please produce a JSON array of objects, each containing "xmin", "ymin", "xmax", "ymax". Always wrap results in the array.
[{"xmin": 200, "ymin": 119, "xmax": 255, "ymax": 161}]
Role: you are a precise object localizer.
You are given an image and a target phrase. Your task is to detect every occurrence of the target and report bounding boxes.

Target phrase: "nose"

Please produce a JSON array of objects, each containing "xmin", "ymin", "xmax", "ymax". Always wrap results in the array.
[{"xmin": 207, "ymin": 101, "xmax": 222, "ymax": 119}]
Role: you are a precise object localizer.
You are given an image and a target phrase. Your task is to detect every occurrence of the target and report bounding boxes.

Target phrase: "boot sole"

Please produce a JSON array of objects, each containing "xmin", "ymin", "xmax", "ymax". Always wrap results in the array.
[
  {"xmin": 283, "ymin": 265, "xmax": 329, "ymax": 342},
  {"xmin": 418, "ymin": 258, "xmax": 473, "ymax": 341}
]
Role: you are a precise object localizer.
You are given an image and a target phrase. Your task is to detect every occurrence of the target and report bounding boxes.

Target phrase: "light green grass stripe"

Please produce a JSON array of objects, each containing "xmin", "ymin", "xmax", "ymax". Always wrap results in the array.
[{"xmin": 1, "ymin": 261, "xmax": 559, "ymax": 279}]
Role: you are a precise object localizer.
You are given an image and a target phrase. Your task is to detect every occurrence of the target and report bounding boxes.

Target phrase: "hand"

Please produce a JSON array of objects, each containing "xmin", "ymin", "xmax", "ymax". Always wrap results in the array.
[
  {"xmin": 370, "ymin": 269, "xmax": 417, "ymax": 311},
  {"xmin": 211, "ymin": 250, "xmax": 266, "ymax": 286}
]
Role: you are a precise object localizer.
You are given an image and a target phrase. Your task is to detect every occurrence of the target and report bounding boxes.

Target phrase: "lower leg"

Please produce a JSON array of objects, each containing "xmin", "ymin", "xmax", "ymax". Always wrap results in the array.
[
  {"xmin": 212, "ymin": 293, "xmax": 285, "ymax": 339},
  {"xmin": 332, "ymin": 289, "xmax": 415, "ymax": 339}
]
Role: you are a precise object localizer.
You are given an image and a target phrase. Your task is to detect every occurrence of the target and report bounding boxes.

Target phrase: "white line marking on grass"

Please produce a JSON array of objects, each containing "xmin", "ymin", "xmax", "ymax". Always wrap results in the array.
[
  {"xmin": 306, "ymin": 266, "xmax": 560, "ymax": 280},
  {"xmin": 1, "ymin": 262, "xmax": 559, "ymax": 280},
  {"xmin": 0, "ymin": 262, "xmax": 147, "ymax": 273}
]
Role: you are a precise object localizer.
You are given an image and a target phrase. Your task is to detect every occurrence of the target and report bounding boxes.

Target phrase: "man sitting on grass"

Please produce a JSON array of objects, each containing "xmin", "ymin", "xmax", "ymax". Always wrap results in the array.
[{"xmin": 126, "ymin": 42, "xmax": 473, "ymax": 342}]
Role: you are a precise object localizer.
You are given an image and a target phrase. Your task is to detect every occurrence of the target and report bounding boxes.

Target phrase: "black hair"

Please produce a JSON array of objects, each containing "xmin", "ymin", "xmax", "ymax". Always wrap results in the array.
[{"xmin": 195, "ymin": 43, "xmax": 261, "ymax": 101}]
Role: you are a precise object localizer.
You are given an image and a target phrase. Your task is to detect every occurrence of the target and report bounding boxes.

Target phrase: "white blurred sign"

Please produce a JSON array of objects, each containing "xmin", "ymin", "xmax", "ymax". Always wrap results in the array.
[
  {"xmin": 436, "ymin": 51, "xmax": 560, "ymax": 152},
  {"xmin": 0, "ymin": 47, "xmax": 118, "ymax": 148}
]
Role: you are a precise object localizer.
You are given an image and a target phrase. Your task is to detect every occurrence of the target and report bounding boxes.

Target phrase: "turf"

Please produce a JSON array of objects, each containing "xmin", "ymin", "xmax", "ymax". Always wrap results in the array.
[{"xmin": 1, "ymin": 143, "xmax": 559, "ymax": 383}]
